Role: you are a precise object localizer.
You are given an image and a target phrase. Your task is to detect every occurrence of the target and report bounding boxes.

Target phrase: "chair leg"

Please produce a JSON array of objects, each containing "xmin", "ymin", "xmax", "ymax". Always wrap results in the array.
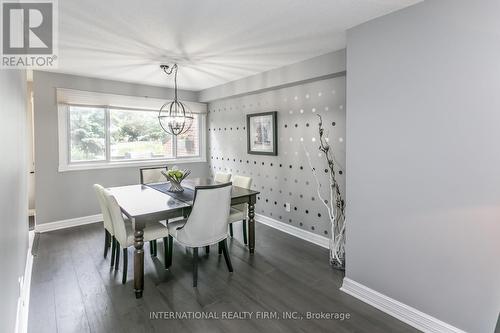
[
  {"xmin": 122, "ymin": 248, "xmax": 128, "ymax": 284},
  {"xmin": 115, "ymin": 242, "xmax": 120, "ymax": 271},
  {"xmin": 205, "ymin": 246, "xmax": 210, "ymax": 255},
  {"xmin": 242, "ymin": 220, "xmax": 247, "ymax": 245},
  {"xmin": 110, "ymin": 237, "xmax": 116, "ymax": 268},
  {"xmin": 218, "ymin": 242, "xmax": 222, "ymax": 255},
  {"xmin": 192, "ymin": 247, "xmax": 198, "ymax": 287},
  {"xmin": 150, "ymin": 240, "xmax": 157, "ymax": 257},
  {"xmin": 163, "ymin": 237, "xmax": 169, "ymax": 269},
  {"xmin": 166, "ymin": 235, "xmax": 173, "ymax": 268},
  {"xmin": 221, "ymin": 239, "xmax": 233, "ymax": 272},
  {"xmin": 104, "ymin": 230, "xmax": 110, "ymax": 259},
  {"xmin": 229, "ymin": 223, "xmax": 234, "ymax": 237}
]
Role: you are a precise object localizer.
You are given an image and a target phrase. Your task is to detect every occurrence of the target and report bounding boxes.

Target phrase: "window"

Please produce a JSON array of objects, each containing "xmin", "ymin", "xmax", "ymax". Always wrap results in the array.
[
  {"xmin": 177, "ymin": 114, "xmax": 200, "ymax": 157},
  {"xmin": 109, "ymin": 108, "xmax": 174, "ymax": 161},
  {"xmin": 69, "ymin": 106, "xmax": 106, "ymax": 162},
  {"xmin": 60, "ymin": 104, "xmax": 205, "ymax": 171}
]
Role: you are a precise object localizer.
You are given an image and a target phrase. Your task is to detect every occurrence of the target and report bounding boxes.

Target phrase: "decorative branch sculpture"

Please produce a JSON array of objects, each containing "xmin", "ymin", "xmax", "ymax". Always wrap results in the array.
[{"xmin": 302, "ymin": 114, "xmax": 346, "ymax": 269}]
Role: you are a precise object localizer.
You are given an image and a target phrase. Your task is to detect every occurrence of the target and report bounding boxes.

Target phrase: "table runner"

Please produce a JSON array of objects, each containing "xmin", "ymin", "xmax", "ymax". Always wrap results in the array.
[{"xmin": 147, "ymin": 183, "xmax": 195, "ymax": 203}]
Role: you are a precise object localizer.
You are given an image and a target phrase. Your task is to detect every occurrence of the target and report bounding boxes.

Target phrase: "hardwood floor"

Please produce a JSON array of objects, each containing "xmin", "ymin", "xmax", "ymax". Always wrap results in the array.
[{"xmin": 28, "ymin": 222, "xmax": 418, "ymax": 333}]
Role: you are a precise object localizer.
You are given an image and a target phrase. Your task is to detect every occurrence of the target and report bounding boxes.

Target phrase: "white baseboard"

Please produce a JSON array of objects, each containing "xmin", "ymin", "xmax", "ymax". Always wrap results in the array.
[
  {"xmin": 35, "ymin": 214, "xmax": 103, "ymax": 233},
  {"xmin": 15, "ymin": 230, "xmax": 35, "ymax": 333},
  {"xmin": 255, "ymin": 213, "xmax": 330, "ymax": 249},
  {"xmin": 340, "ymin": 278, "xmax": 467, "ymax": 333}
]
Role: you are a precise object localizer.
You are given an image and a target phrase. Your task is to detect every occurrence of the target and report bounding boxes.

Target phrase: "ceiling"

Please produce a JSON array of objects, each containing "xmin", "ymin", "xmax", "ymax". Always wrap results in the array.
[{"xmin": 50, "ymin": 0, "xmax": 420, "ymax": 91}]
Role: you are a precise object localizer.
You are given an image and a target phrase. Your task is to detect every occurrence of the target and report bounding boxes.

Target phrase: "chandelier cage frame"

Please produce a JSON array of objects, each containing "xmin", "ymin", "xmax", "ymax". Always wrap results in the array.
[{"xmin": 158, "ymin": 64, "xmax": 194, "ymax": 136}]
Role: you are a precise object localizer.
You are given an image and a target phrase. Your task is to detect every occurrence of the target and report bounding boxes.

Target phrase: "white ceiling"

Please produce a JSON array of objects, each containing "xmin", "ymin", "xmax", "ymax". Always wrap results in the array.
[{"xmin": 50, "ymin": 0, "xmax": 420, "ymax": 91}]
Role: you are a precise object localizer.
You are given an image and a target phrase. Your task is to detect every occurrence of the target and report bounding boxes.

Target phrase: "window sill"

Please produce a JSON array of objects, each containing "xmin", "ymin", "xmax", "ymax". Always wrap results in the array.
[{"xmin": 58, "ymin": 157, "xmax": 207, "ymax": 172}]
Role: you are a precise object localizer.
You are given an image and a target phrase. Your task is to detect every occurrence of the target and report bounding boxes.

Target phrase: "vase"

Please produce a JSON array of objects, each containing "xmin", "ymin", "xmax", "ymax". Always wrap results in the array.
[{"xmin": 167, "ymin": 180, "xmax": 184, "ymax": 192}]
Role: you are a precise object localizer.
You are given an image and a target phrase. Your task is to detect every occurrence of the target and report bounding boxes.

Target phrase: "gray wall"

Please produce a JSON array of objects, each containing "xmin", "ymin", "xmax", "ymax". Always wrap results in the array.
[
  {"xmin": 346, "ymin": 1, "xmax": 500, "ymax": 332},
  {"xmin": 200, "ymin": 49, "xmax": 346, "ymax": 102},
  {"xmin": 0, "ymin": 70, "xmax": 28, "ymax": 333},
  {"xmin": 208, "ymin": 76, "xmax": 346, "ymax": 237},
  {"xmin": 33, "ymin": 71, "xmax": 208, "ymax": 224}
]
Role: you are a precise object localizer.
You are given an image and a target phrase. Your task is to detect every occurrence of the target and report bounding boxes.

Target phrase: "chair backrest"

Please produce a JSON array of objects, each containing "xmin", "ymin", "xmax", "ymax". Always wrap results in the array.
[
  {"xmin": 176, "ymin": 182, "xmax": 232, "ymax": 247},
  {"xmin": 93, "ymin": 184, "xmax": 113, "ymax": 233},
  {"xmin": 140, "ymin": 166, "xmax": 167, "ymax": 184},
  {"xmin": 232, "ymin": 175, "xmax": 252, "ymax": 213},
  {"xmin": 214, "ymin": 172, "xmax": 231, "ymax": 183},
  {"xmin": 231, "ymin": 175, "xmax": 252, "ymax": 189},
  {"xmin": 101, "ymin": 188, "xmax": 128, "ymax": 245}
]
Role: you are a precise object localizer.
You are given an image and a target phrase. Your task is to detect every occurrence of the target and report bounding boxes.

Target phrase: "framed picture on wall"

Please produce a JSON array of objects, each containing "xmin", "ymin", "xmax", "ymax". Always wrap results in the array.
[{"xmin": 247, "ymin": 111, "xmax": 278, "ymax": 155}]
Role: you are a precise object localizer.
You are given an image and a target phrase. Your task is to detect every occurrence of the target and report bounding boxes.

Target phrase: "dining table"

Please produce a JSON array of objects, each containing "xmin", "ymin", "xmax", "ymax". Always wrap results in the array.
[{"xmin": 107, "ymin": 178, "xmax": 260, "ymax": 298}]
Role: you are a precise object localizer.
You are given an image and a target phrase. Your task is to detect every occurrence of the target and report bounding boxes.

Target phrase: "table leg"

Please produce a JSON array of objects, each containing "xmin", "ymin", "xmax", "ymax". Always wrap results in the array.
[
  {"xmin": 248, "ymin": 197, "xmax": 256, "ymax": 254},
  {"xmin": 133, "ymin": 220, "xmax": 145, "ymax": 298}
]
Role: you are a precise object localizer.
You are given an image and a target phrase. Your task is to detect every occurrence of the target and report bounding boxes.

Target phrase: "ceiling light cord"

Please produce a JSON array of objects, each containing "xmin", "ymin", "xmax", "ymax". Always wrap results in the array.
[{"xmin": 161, "ymin": 64, "xmax": 179, "ymax": 101}]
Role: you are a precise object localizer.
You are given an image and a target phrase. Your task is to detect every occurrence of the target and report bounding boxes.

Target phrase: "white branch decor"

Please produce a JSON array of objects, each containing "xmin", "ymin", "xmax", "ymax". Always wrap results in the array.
[{"xmin": 302, "ymin": 114, "xmax": 346, "ymax": 269}]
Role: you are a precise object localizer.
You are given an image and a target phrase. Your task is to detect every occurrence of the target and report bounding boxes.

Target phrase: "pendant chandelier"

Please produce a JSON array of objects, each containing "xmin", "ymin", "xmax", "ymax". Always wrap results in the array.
[{"xmin": 158, "ymin": 64, "xmax": 193, "ymax": 136}]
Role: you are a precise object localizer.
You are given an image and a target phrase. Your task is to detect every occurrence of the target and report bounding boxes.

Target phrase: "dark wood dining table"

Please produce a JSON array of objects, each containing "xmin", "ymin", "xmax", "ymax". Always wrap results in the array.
[{"xmin": 107, "ymin": 178, "xmax": 259, "ymax": 298}]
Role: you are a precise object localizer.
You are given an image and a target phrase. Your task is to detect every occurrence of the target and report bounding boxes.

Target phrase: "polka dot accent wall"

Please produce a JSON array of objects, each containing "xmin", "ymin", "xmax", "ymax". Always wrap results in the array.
[{"xmin": 208, "ymin": 77, "xmax": 346, "ymax": 237}]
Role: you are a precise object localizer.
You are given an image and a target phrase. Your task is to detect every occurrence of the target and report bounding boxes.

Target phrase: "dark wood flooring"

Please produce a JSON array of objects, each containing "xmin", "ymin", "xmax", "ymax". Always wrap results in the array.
[{"xmin": 28, "ymin": 222, "xmax": 418, "ymax": 333}]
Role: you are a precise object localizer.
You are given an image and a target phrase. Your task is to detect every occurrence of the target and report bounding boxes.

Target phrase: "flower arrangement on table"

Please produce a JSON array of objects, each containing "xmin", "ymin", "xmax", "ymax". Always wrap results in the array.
[{"xmin": 161, "ymin": 166, "xmax": 191, "ymax": 192}]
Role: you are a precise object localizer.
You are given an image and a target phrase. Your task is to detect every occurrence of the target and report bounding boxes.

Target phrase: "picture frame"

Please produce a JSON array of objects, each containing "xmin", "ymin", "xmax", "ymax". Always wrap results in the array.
[{"xmin": 246, "ymin": 111, "xmax": 278, "ymax": 155}]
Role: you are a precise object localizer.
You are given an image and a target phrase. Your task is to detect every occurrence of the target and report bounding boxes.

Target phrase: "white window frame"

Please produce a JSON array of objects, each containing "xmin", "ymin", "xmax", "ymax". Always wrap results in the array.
[{"xmin": 58, "ymin": 104, "xmax": 206, "ymax": 172}]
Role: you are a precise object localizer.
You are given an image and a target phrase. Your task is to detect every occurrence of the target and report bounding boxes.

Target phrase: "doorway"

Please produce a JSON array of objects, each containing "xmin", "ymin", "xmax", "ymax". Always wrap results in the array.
[{"xmin": 27, "ymin": 73, "xmax": 36, "ymax": 230}]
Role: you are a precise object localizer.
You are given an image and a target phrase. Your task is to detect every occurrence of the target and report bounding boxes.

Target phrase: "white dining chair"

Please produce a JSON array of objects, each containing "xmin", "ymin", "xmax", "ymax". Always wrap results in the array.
[
  {"xmin": 93, "ymin": 184, "xmax": 116, "ymax": 264},
  {"xmin": 95, "ymin": 183, "xmax": 158, "ymax": 267},
  {"xmin": 214, "ymin": 172, "xmax": 231, "ymax": 183},
  {"xmin": 140, "ymin": 166, "xmax": 167, "ymax": 185},
  {"xmin": 102, "ymin": 188, "xmax": 170, "ymax": 284},
  {"xmin": 166, "ymin": 182, "xmax": 233, "ymax": 287},
  {"xmin": 227, "ymin": 175, "xmax": 252, "ymax": 245}
]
